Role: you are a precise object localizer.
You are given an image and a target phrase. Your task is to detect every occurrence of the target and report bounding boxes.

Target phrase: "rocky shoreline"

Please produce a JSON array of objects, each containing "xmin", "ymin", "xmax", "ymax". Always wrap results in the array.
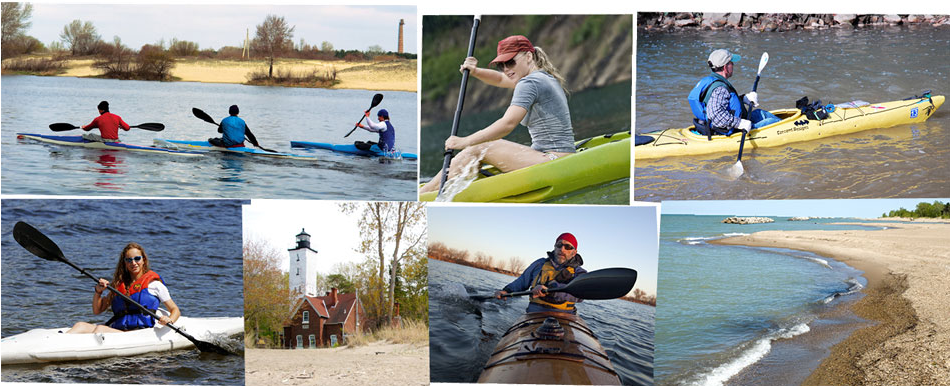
[
  {"xmin": 638, "ymin": 13, "xmax": 950, "ymax": 31},
  {"xmin": 722, "ymin": 216, "xmax": 774, "ymax": 224}
]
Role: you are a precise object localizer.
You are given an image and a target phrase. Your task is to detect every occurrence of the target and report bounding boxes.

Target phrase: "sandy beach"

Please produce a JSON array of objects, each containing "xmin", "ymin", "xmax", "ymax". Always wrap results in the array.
[
  {"xmin": 245, "ymin": 342, "xmax": 429, "ymax": 386},
  {"xmin": 714, "ymin": 221, "xmax": 950, "ymax": 386},
  {"xmin": 54, "ymin": 58, "xmax": 417, "ymax": 92}
]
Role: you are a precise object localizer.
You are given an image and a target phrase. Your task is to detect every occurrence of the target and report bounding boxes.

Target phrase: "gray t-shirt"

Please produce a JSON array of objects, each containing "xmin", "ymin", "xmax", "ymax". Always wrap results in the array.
[{"xmin": 510, "ymin": 71, "xmax": 575, "ymax": 153}]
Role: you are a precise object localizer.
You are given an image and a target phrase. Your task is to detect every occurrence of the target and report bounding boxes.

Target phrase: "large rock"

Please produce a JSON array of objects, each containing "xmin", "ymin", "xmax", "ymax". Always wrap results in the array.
[
  {"xmin": 675, "ymin": 18, "xmax": 698, "ymax": 27},
  {"xmin": 834, "ymin": 14, "xmax": 857, "ymax": 25},
  {"xmin": 726, "ymin": 13, "xmax": 743, "ymax": 27},
  {"xmin": 702, "ymin": 13, "xmax": 729, "ymax": 28},
  {"xmin": 722, "ymin": 217, "xmax": 775, "ymax": 224},
  {"xmin": 884, "ymin": 14, "xmax": 903, "ymax": 25},
  {"xmin": 788, "ymin": 217, "xmax": 812, "ymax": 221}
]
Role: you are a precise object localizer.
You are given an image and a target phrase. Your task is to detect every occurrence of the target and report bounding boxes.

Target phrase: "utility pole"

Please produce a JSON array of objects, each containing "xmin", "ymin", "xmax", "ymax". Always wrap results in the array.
[{"xmin": 243, "ymin": 28, "xmax": 249, "ymax": 59}]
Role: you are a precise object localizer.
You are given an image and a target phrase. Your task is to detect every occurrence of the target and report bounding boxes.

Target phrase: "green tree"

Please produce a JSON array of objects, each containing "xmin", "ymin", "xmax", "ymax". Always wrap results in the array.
[
  {"xmin": 243, "ymin": 237, "xmax": 294, "ymax": 347},
  {"xmin": 251, "ymin": 14, "xmax": 294, "ymax": 78},
  {"xmin": 1, "ymin": 2, "xmax": 32, "ymax": 45},
  {"xmin": 340, "ymin": 202, "xmax": 427, "ymax": 326},
  {"xmin": 60, "ymin": 19, "xmax": 100, "ymax": 55}
]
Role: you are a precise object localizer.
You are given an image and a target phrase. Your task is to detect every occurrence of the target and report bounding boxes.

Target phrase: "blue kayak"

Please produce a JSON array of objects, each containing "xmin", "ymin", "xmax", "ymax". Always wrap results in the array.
[
  {"xmin": 17, "ymin": 133, "xmax": 202, "ymax": 156},
  {"xmin": 290, "ymin": 141, "xmax": 417, "ymax": 160},
  {"xmin": 155, "ymin": 139, "xmax": 318, "ymax": 161}
]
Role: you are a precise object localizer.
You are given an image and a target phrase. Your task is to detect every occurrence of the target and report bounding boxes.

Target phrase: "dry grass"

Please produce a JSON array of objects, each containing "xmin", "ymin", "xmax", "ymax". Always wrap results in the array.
[
  {"xmin": 347, "ymin": 319, "xmax": 429, "ymax": 347},
  {"xmin": 1, "ymin": 56, "xmax": 66, "ymax": 75},
  {"xmin": 245, "ymin": 65, "xmax": 338, "ymax": 88}
]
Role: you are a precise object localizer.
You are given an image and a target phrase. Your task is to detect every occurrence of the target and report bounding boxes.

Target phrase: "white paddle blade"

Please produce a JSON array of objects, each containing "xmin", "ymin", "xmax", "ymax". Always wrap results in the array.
[
  {"xmin": 728, "ymin": 160, "xmax": 745, "ymax": 180},
  {"xmin": 758, "ymin": 52, "xmax": 769, "ymax": 74}
]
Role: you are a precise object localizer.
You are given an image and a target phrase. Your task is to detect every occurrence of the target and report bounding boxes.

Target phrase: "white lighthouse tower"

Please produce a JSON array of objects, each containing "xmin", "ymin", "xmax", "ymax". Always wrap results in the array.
[{"xmin": 288, "ymin": 228, "xmax": 319, "ymax": 297}]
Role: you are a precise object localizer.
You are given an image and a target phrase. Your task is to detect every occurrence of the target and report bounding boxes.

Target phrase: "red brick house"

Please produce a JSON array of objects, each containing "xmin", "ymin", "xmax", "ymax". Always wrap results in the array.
[{"xmin": 282, "ymin": 287, "xmax": 366, "ymax": 348}]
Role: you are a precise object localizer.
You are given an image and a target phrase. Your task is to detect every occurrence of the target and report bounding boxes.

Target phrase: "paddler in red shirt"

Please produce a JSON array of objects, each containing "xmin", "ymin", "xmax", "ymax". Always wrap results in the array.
[{"xmin": 81, "ymin": 101, "xmax": 130, "ymax": 142}]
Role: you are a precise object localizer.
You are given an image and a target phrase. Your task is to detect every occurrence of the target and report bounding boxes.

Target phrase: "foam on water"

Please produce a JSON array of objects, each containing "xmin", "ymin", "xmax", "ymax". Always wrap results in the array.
[{"xmin": 691, "ymin": 323, "xmax": 811, "ymax": 386}]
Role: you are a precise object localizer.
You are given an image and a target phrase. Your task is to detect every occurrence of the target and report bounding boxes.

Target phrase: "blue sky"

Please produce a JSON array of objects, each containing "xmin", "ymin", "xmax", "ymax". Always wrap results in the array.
[
  {"xmin": 660, "ymin": 198, "xmax": 950, "ymax": 218},
  {"xmin": 27, "ymin": 4, "xmax": 417, "ymax": 53},
  {"xmin": 428, "ymin": 203, "xmax": 660, "ymax": 296}
]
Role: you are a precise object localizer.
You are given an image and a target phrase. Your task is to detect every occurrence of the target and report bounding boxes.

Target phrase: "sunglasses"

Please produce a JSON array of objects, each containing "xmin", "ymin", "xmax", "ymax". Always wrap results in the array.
[
  {"xmin": 497, "ymin": 53, "xmax": 523, "ymax": 70},
  {"xmin": 555, "ymin": 243, "xmax": 575, "ymax": 251},
  {"xmin": 123, "ymin": 256, "xmax": 143, "ymax": 263}
]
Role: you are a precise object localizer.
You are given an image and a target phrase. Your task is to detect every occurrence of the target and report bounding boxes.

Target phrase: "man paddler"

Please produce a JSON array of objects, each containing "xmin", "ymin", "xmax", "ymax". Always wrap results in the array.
[
  {"xmin": 354, "ymin": 108, "xmax": 396, "ymax": 153},
  {"xmin": 494, "ymin": 233, "xmax": 587, "ymax": 314},
  {"xmin": 81, "ymin": 101, "xmax": 130, "ymax": 142}
]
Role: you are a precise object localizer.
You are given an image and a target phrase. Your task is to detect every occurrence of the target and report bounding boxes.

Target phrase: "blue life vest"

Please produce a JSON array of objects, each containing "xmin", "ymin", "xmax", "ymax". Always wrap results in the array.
[
  {"xmin": 688, "ymin": 74, "xmax": 743, "ymax": 126},
  {"xmin": 220, "ymin": 116, "xmax": 247, "ymax": 147},
  {"xmin": 378, "ymin": 121, "xmax": 395, "ymax": 152},
  {"xmin": 109, "ymin": 271, "xmax": 163, "ymax": 330}
]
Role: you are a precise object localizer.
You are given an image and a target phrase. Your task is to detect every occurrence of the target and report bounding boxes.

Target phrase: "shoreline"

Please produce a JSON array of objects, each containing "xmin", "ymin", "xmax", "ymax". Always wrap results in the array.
[
  {"xmin": 713, "ymin": 222, "xmax": 950, "ymax": 385},
  {"xmin": 2, "ymin": 57, "xmax": 417, "ymax": 92}
]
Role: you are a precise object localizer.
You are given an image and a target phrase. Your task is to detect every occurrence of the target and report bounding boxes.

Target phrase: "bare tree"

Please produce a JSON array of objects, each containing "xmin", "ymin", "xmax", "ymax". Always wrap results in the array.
[
  {"xmin": 506, "ymin": 256, "xmax": 525, "ymax": 274},
  {"xmin": 251, "ymin": 14, "xmax": 294, "ymax": 78},
  {"xmin": 1, "ymin": 2, "xmax": 32, "ymax": 44},
  {"xmin": 60, "ymin": 19, "xmax": 100, "ymax": 56}
]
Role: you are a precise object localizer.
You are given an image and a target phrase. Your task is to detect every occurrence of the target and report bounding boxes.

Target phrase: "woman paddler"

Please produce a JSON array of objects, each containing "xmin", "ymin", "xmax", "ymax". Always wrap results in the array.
[
  {"xmin": 420, "ymin": 35, "xmax": 576, "ymax": 194},
  {"xmin": 66, "ymin": 242, "xmax": 180, "ymax": 333}
]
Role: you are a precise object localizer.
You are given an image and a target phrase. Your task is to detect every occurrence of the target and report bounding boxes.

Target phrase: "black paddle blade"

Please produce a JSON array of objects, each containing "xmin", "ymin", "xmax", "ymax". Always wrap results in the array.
[
  {"xmin": 192, "ymin": 108, "xmax": 217, "ymax": 125},
  {"xmin": 556, "ymin": 267, "xmax": 638, "ymax": 300},
  {"xmin": 49, "ymin": 123, "xmax": 80, "ymax": 132},
  {"xmin": 12, "ymin": 221, "xmax": 66, "ymax": 262},
  {"xmin": 133, "ymin": 123, "xmax": 165, "ymax": 131},
  {"xmin": 370, "ymin": 93, "xmax": 384, "ymax": 108},
  {"xmin": 194, "ymin": 339, "xmax": 235, "ymax": 356}
]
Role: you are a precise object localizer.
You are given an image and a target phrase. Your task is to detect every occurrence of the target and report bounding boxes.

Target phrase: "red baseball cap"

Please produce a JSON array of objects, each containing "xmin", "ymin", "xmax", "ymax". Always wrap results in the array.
[
  {"xmin": 490, "ymin": 35, "xmax": 536, "ymax": 65},
  {"xmin": 556, "ymin": 233, "xmax": 577, "ymax": 249}
]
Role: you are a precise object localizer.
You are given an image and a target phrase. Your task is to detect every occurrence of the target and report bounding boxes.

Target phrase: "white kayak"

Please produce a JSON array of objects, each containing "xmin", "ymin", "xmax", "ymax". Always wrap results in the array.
[{"xmin": 0, "ymin": 315, "xmax": 243, "ymax": 364}]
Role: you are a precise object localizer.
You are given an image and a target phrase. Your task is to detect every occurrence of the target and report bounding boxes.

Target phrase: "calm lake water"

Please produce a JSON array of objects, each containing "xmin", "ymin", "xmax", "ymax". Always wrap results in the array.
[
  {"xmin": 1, "ymin": 75, "xmax": 418, "ymax": 200},
  {"xmin": 654, "ymin": 215, "xmax": 887, "ymax": 386},
  {"xmin": 635, "ymin": 26, "xmax": 950, "ymax": 201},
  {"xmin": 429, "ymin": 258, "xmax": 655, "ymax": 385},
  {"xmin": 420, "ymin": 80, "xmax": 632, "ymax": 204},
  {"xmin": 0, "ymin": 199, "xmax": 244, "ymax": 385}
]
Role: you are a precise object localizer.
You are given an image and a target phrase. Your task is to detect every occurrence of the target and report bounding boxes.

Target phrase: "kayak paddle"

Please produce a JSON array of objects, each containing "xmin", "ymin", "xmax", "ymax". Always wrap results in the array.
[
  {"xmin": 438, "ymin": 15, "xmax": 481, "ymax": 197},
  {"xmin": 11, "ymin": 221, "xmax": 236, "ymax": 356},
  {"xmin": 192, "ymin": 107, "xmax": 277, "ymax": 153},
  {"xmin": 471, "ymin": 267, "xmax": 638, "ymax": 301},
  {"xmin": 732, "ymin": 51, "xmax": 769, "ymax": 177},
  {"xmin": 49, "ymin": 123, "xmax": 165, "ymax": 132},
  {"xmin": 344, "ymin": 93, "xmax": 384, "ymax": 138}
]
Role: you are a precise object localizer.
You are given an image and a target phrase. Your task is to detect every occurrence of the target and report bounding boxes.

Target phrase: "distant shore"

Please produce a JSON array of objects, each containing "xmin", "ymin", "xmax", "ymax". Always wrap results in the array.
[
  {"xmin": 639, "ymin": 13, "xmax": 950, "ymax": 31},
  {"xmin": 3, "ymin": 57, "xmax": 417, "ymax": 92},
  {"xmin": 713, "ymin": 222, "xmax": 950, "ymax": 385}
]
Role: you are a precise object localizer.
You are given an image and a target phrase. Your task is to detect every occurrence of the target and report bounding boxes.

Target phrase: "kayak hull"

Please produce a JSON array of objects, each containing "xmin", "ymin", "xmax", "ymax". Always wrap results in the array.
[
  {"xmin": 290, "ymin": 141, "xmax": 418, "ymax": 160},
  {"xmin": 419, "ymin": 132, "xmax": 630, "ymax": 203},
  {"xmin": 635, "ymin": 95, "xmax": 945, "ymax": 159},
  {"xmin": 155, "ymin": 139, "xmax": 318, "ymax": 161},
  {"xmin": 477, "ymin": 312, "xmax": 622, "ymax": 385},
  {"xmin": 0, "ymin": 316, "xmax": 242, "ymax": 365},
  {"xmin": 16, "ymin": 133, "xmax": 202, "ymax": 156}
]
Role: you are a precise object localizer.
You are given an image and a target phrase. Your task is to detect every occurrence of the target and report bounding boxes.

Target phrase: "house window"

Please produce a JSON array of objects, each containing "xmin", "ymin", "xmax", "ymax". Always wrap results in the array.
[
  {"xmin": 309, "ymin": 334, "xmax": 316, "ymax": 348},
  {"xmin": 296, "ymin": 335, "xmax": 303, "ymax": 349},
  {"xmin": 302, "ymin": 311, "xmax": 309, "ymax": 323}
]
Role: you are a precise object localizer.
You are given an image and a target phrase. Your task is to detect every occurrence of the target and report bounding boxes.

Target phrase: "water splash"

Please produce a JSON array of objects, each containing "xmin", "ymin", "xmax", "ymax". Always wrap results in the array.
[{"xmin": 435, "ymin": 146, "xmax": 489, "ymax": 202}]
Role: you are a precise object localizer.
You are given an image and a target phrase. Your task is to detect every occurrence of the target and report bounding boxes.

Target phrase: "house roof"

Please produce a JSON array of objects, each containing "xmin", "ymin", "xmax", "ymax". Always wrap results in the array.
[{"xmin": 287, "ymin": 291, "xmax": 360, "ymax": 326}]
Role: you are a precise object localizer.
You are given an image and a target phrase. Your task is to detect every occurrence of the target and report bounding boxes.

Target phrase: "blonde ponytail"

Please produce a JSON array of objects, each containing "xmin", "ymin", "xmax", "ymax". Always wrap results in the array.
[{"xmin": 532, "ymin": 47, "xmax": 570, "ymax": 96}]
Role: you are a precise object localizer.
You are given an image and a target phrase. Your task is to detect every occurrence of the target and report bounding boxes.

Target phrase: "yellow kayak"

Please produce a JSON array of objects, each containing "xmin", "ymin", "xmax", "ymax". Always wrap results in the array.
[
  {"xmin": 419, "ymin": 132, "xmax": 630, "ymax": 203},
  {"xmin": 635, "ymin": 94, "xmax": 944, "ymax": 159}
]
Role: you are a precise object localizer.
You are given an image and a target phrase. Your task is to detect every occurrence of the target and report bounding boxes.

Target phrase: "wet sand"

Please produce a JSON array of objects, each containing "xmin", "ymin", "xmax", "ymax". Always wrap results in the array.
[
  {"xmin": 55, "ymin": 58, "xmax": 417, "ymax": 92},
  {"xmin": 245, "ymin": 342, "xmax": 428, "ymax": 386},
  {"xmin": 714, "ymin": 222, "xmax": 950, "ymax": 386}
]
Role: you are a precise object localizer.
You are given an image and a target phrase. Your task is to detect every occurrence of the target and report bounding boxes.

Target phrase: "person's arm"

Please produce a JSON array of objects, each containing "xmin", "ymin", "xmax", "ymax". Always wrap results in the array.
[
  {"xmin": 359, "ymin": 115, "xmax": 386, "ymax": 133},
  {"xmin": 244, "ymin": 124, "xmax": 261, "ymax": 147},
  {"xmin": 497, "ymin": 258, "xmax": 543, "ymax": 296},
  {"xmin": 118, "ymin": 115, "xmax": 130, "ymax": 131},
  {"xmin": 81, "ymin": 116, "xmax": 99, "ymax": 131},
  {"xmin": 158, "ymin": 299, "xmax": 181, "ymax": 325},
  {"xmin": 446, "ymin": 105, "xmax": 526, "ymax": 150},
  {"xmin": 706, "ymin": 87, "xmax": 743, "ymax": 129},
  {"xmin": 92, "ymin": 278, "xmax": 111, "ymax": 314},
  {"xmin": 460, "ymin": 57, "xmax": 518, "ymax": 89}
]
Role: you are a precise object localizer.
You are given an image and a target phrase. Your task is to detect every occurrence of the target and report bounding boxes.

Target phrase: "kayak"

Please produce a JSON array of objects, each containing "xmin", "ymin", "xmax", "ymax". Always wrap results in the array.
[
  {"xmin": 419, "ymin": 131, "xmax": 630, "ymax": 203},
  {"xmin": 16, "ymin": 133, "xmax": 202, "ymax": 157},
  {"xmin": 154, "ymin": 139, "xmax": 318, "ymax": 161},
  {"xmin": 0, "ymin": 314, "xmax": 243, "ymax": 364},
  {"xmin": 477, "ymin": 311, "xmax": 622, "ymax": 385},
  {"xmin": 635, "ymin": 94, "xmax": 945, "ymax": 159},
  {"xmin": 290, "ymin": 141, "xmax": 418, "ymax": 160}
]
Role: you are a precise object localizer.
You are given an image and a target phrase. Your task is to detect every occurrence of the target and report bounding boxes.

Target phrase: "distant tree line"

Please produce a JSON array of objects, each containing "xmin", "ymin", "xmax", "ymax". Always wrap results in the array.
[
  {"xmin": 882, "ymin": 201, "xmax": 950, "ymax": 219},
  {"xmin": 428, "ymin": 241, "xmax": 526, "ymax": 277},
  {"xmin": 2, "ymin": 6, "xmax": 415, "ymax": 81}
]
